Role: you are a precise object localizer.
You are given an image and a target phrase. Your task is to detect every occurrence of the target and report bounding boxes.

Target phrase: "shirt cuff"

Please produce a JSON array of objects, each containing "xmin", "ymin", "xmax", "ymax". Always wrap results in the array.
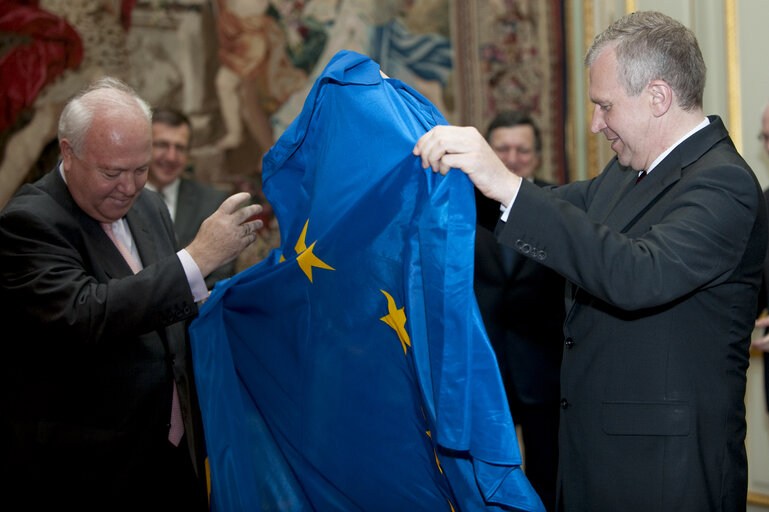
[
  {"xmin": 499, "ymin": 185, "xmax": 521, "ymax": 222},
  {"xmin": 178, "ymin": 249, "xmax": 209, "ymax": 302}
]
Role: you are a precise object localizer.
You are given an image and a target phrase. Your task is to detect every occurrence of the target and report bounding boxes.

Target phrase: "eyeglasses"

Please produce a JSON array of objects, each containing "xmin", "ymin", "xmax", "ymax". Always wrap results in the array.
[
  {"xmin": 152, "ymin": 140, "xmax": 188, "ymax": 153},
  {"xmin": 492, "ymin": 145, "xmax": 536, "ymax": 156}
]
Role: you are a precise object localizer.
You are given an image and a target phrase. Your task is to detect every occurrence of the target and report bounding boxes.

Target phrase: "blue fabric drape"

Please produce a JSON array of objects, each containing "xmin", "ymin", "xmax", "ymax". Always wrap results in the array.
[{"xmin": 190, "ymin": 50, "xmax": 544, "ymax": 512}]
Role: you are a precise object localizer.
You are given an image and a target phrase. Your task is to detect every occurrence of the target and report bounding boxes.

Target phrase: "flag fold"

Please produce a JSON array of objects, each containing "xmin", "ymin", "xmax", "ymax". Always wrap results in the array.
[{"xmin": 190, "ymin": 49, "xmax": 544, "ymax": 512}]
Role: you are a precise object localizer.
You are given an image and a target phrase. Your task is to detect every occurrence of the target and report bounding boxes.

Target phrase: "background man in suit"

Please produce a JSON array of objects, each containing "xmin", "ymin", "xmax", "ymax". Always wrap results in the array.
[
  {"xmin": 146, "ymin": 107, "xmax": 236, "ymax": 289},
  {"xmin": 474, "ymin": 110, "xmax": 563, "ymax": 512},
  {"xmin": 0, "ymin": 77, "xmax": 262, "ymax": 509},
  {"xmin": 753, "ymin": 102, "xmax": 769, "ymax": 412},
  {"xmin": 414, "ymin": 11, "xmax": 767, "ymax": 511}
]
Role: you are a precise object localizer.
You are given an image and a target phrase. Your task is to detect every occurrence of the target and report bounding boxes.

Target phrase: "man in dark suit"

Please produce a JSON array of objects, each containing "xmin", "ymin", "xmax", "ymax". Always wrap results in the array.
[
  {"xmin": 147, "ymin": 107, "xmax": 236, "ymax": 289},
  {"xmin": 415, "ymin": 11, "xmax": 767, "ymax": 511},
  {"xmin": 754, "ymin": 102, "xmax": 769, "ymax": 412},
  {"xmin": 0, "ymin": 77, "xmax": 262, "ymax": 509},
  {"xmin": 474, "ymin": 110, "xmax": 563, "ymax": 512}
]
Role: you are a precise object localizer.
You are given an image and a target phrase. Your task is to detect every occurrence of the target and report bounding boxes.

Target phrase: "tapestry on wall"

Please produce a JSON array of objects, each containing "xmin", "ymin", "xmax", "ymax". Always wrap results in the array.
[
  {"xmin": 0, "ymin": 0, "xmax": 566, "ymax": 239},
  {"xmin": 452, "ymin": 0, "xmax": 567, "ymax": 184}
]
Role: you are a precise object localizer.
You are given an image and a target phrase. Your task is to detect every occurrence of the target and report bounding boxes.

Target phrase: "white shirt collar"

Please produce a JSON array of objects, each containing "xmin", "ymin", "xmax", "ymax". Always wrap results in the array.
[
  {"xmin": 646, "ymin": 117, "xmax": 710, "ymax": 175},
  {"xmin": 145, "ymin": 177, "xmax": 180, "ymax": 221}
]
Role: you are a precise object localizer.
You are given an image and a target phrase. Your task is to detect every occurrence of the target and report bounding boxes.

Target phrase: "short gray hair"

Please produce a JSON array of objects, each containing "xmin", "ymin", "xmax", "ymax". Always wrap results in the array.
[
  {"xmin": 585, "ymin": 11, "xmax": 706, "ymax": 111},
  {"xmin": 58, "ymin": 77, "xmax": 152, "ymax": 156}
]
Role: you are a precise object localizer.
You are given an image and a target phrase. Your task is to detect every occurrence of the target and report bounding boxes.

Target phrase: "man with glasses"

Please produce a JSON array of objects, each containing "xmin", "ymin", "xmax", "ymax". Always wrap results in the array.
[
  {"xmin": 760, "ymin": 103, "xmax": 769, "ymax": 151},
  {"xmin": 754, "ymin": 102, "xmax": 769, "ymax": 415},
  {"xmin": 147, "ymin": 107, "xmax": 237, "ymax": 288},
  {"xmin": 474, "ymin": 110, "xmax": 563, "ymax": 512}
]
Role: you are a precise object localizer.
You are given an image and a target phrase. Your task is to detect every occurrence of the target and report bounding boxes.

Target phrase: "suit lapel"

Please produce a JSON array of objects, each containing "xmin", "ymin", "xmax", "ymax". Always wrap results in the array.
[
  {"xmin": 125, "ymin": 199, "xmax": 160, "ymax": 268},
  {"xmin": 173, "ymin": 179, "xmax": 199, "ymax": 248},
  {"xmin": 603, "ymin": 157, "xmax": 682, "ymax": 233},
  {"xmin": 597, "ymin": 170, "xmax": 638, "ymax": 226}
]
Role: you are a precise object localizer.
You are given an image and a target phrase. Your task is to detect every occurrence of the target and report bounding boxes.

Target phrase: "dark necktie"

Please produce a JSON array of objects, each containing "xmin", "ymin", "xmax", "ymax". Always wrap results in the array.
[{"xmin": 635, "ymin": 170, "xmax": 647, "ymax": 184}]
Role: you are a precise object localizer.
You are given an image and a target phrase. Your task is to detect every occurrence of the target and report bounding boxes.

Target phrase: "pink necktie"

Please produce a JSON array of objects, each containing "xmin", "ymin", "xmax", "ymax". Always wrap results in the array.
[
  {"xmin": 101, "ymin": 222, "xmax": 141, "ymax": 274},
  {"xmin": 101, "ymin": 221, "xmax": 184, "ymax": 446},
  {"xmin": 168, "ymin": 384, "xmax": 184, "ymax": 446}
]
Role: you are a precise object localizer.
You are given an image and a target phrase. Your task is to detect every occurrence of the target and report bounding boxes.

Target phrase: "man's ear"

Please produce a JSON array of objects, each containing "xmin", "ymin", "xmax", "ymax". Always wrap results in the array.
[
  {"xmin": 648, "ymin": 80, "xmax": 672, "ymax": 117},
  {"xmin": 60, "ymin": 139, "xmax": 73, "ymax": 166}
]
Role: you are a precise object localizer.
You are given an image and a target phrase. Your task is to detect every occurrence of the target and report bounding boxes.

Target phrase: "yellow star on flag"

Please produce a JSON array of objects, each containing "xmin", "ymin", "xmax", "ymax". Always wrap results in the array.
[
  {"xmin": 379, "ymin": 290, "xmax": 411, "ymax": 355},
  {"xmin": 294, "ymin": 219, "xmax": 334, "ymax": 282}
]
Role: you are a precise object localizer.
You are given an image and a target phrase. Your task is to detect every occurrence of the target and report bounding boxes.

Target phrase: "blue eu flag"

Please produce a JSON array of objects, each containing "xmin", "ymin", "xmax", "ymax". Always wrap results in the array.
[{"xmin": 190, "ymin": 50, "xmax": 544, "ymax": 512}]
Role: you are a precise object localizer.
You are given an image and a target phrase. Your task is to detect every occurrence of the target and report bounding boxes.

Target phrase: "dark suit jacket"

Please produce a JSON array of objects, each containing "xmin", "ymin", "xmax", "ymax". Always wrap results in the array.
[
  {"xmin": 474, "ymin": 185, "xmax": 564, "ymax": 408},
  {"xmin": 0, "ymin": 169, "xmax": 206, "ymax": 505},
  {"xmin": 497, "ymin": 116, "xmax": 767, "ymax": 511},
  {"xmin": 758, "ymin": 188, "xmax": 769, "ymax": 412},
  {"xmin": 174, "ymin": 176, "xmax": 235, "ymax": 289}
]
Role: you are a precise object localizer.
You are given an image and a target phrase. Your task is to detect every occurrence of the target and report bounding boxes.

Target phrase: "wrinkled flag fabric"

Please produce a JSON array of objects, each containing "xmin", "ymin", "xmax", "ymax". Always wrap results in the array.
[{"xmin": 190, "ymin": 49, "xmax": 544, "ymax": 512}]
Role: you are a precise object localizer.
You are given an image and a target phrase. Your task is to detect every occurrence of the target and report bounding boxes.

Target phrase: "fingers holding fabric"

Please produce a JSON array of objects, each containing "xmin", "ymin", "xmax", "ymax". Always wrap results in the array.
[{"xmin": 413, "ymin": 125, "xmax": 521, "ymax": 206}]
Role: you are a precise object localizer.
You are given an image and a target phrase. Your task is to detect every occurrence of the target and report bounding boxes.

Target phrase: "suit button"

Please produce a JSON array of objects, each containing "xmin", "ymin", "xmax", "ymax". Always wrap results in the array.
[
  {"xmin": 560, "ymin": 399, "xmax": 569, "ymax": 409},
  {"xmin": 565, "ymin": 337, "xmax": 575, "ymax": 348}
]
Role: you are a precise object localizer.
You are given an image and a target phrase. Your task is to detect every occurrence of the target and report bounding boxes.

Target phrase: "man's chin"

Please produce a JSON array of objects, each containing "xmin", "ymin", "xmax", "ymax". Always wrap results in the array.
[
  {"xmin": 106, "ymin": 198, "xmax": 137, "ymax": 218},
  {"xmin": 615, "ymin": 153, "xmax": 631, "ymax": 167}
]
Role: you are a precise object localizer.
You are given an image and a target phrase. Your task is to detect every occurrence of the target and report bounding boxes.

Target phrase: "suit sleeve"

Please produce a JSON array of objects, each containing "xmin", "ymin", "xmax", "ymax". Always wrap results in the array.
[
  {"xmin": 498, "ymin": 163, "xmax": 760, "ymax": 311},
  {"xmin": 0, "ymin": 202, "xmax": 198, "ymax": 345}
]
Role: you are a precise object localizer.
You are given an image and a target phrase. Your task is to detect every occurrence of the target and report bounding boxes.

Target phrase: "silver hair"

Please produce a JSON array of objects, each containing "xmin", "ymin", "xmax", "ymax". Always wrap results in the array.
[
  {"xmin": 584, "ymin": 11, "xmax": 706, "ymax": 111},
  {"xmin": 58, "ymin": 77, "xmax": 152, "ymax": 157}
]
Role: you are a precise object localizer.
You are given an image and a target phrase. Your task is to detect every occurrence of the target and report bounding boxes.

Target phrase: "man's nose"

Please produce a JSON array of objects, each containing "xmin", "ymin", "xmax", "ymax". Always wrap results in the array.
[
  {"xmin": 117, "ymin": 172, "xmax": 137, "ymax": 194},
  {"xmin": 495, "ymin": 148, "xmax": 518, "ymax": 169},
  {"xmin": 590, "ymin": 105, "xmax": 605, "ymax": 134},
  {"xmin": 164, "ymin": 146, "xmax": 180, "ymax": 160}
]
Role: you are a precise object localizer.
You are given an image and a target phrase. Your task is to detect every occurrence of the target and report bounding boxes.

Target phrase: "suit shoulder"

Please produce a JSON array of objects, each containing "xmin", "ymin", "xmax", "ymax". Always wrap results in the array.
[
  {"xmin": 1, "ymin": 182, "xmax": 66, "ymax": 225},
  {"xmin": 183, "ymin": 177, "xmax": 229, "ymax": 199},
  {"xmin": 137, "ymin": 187, "xmax": 169, "ymax": 213},
  {"xmin": 686, "ymin": 144, "xmax": 759, "ymax": 191}
]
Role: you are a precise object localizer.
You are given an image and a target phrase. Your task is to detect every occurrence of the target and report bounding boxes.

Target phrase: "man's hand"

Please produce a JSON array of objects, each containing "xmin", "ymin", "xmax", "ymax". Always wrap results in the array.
[
  {"xmin": 185, "ymin": 192, "xmax": 263, "ymax": 277},
  {"xmin": 754, "ymin": 316, "xmax": 769, "ymax": 352},
  {"xmin": 413, "ymin": 125, "xmax": 521, "ymax": 206}
]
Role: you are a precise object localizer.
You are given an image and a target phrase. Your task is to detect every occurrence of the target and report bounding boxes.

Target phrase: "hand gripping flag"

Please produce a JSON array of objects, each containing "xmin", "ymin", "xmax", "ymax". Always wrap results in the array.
[{"xmin": 190, "ymin": 50, "xmax": 545, "ymax": 512}]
